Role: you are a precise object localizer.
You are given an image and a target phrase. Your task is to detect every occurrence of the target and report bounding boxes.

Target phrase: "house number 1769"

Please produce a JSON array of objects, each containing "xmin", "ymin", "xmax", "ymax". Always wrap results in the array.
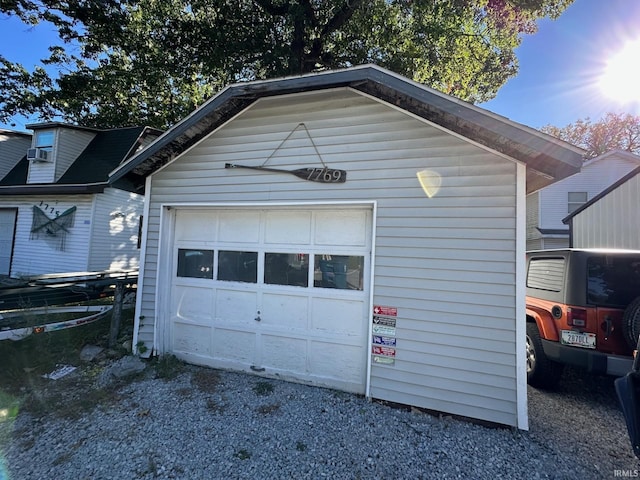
[{"xmin": 305, "ymin": 168, "xmax": 345, "ymax": 183}]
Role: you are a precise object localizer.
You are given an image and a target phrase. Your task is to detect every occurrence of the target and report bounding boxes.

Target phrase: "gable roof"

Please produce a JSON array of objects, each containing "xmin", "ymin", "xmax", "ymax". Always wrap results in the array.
[
  {"xmin": 582, "ymin": 149, "xmax": 640, "ymax": 168},
  {"xmin": 563, "ymin": 163, "xmax": 640, "ymax": 224},
  {"xmin": 109, "ymin": 64, "xmax": 585, "ymax": 194},
  {"xmin": 0, "ymin": 126, "xmax": 160, "ymax": 195}
]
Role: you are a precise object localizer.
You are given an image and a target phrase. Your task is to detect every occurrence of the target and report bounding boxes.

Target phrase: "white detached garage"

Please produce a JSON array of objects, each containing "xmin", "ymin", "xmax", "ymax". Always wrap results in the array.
[{"xmin": 110, "ymin": 65, "xmax": 583, "ymax": 428}]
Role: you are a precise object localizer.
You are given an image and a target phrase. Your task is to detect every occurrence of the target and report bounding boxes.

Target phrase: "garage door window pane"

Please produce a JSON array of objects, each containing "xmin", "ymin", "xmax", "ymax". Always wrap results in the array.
[
  {"xmin": 314, "ymin": 255, "xmax": 364, "ymax": 290},
  {"xmin": 177, "ymin": 249, "xmax": 214, "ymax": 279},
  {"xmin": 218, "ymin": 250, "xmax": 258, "ymax": 283},
  {"xmin": 265, "ymin": 253, "xmax": 309, "ymax": 287}
]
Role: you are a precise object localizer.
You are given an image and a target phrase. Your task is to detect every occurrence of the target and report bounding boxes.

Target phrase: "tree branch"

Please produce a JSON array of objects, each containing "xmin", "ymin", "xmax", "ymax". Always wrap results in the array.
[
  {"xmin": 321, "ymin": 0, "xmax": 365, "ymax": 37},
  {"xmin": 252, "ymin": 0, "xmax": 289, "ymax": 16}
]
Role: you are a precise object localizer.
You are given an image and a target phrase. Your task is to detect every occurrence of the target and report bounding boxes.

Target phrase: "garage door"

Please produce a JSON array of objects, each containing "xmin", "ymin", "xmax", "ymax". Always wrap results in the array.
[
  {"xmin": 167, "ymin": 206, "xmax": 372, "ymax": 393},
  {"xmin": 0, "ymin": 209, "xmax": 17, "ymax": 276}
]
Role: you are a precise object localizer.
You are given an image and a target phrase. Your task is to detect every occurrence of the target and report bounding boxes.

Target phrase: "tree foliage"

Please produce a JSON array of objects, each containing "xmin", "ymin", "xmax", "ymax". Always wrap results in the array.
[
  {"xmin": 1, "ymin": 0, "xmax": 573, "ymax": 129},
  {"xmin": 541, "ymin": 112, "xmax": 640, "ymax": 159}
]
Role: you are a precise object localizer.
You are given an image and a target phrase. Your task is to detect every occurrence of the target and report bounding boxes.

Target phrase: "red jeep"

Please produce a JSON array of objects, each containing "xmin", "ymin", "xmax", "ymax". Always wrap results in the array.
[{"xmin": 526, "ymin": 249, "xmax": 640, "ymax": 388}]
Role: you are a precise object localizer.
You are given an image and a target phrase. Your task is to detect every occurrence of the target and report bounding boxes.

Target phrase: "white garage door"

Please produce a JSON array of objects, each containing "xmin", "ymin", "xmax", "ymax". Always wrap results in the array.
[
  {"xmin": 167, "ymin": 206, "xmax": 372, "ymax": 393},
  {"xmin": 0, "ymin": 209, "xmax": 17, "ymax": 276}
]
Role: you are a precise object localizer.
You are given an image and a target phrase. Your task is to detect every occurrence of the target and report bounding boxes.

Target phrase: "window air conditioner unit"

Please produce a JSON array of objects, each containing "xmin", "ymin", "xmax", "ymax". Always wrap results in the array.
[{"xmin": 26, "ymin": 148, "xmax": 48, "ymax": 161}]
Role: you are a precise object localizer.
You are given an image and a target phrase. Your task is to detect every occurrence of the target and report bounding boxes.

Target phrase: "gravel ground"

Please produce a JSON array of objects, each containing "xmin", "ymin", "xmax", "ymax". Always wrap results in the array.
[{"xmin": 1, "ymin": 359, "xmax": 639, "ymax": 480}]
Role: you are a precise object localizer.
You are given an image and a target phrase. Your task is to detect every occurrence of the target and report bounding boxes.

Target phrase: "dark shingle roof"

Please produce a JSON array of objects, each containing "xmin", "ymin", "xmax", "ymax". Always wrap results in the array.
[
  {"xmin": 0, "ymin": 126, "xmax": 155, "ymax": 194},
  {"xmin": 58, "ymin": 126, "xmax": 145, "ymax": 184},
  {"xmin": 0, "ymin": 157, "xmax": 28, "ymax": 185}
]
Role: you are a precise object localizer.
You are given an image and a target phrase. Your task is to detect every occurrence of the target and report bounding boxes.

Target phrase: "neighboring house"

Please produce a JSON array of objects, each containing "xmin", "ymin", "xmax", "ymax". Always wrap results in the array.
[
  {"xmin": 563, "ymin": 164, "xmax": 640, "ymax": 249},
  {"xmin": 526, "ymin": 150, "xmax": 640, "ymax": 251},
  {"xmin": 109, "ymin": 65, "xmax": 583, "ymax": 429},
  {"xmin": 0, "ymin": 122, "xmax": 161, "ymax": 278}
]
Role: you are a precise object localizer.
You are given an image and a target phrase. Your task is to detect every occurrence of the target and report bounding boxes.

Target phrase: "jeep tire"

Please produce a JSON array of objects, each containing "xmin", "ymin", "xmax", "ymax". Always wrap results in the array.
[
  {"xmin": 622, "ymin": 296, "xmax": 640, "ymax": 350},
  {"xmin": 526, "ymin": 322, "xmax": 564, "ymax": 389}
]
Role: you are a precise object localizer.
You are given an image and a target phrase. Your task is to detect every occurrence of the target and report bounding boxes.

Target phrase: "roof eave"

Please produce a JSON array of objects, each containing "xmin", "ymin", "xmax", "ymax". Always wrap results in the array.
[
  {"xmin": 0, "ymin": 183, "xmax": 108, "ymax": 195},
  {"xmin": 109, "ymin": 65, "xmax": 585, "ymax": 193}
]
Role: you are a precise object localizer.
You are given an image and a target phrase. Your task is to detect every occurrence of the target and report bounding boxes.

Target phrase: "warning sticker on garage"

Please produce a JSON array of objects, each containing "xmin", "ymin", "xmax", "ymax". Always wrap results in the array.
[
  {"xmin": 373, "ymin": 305, "xmax": 397, "ymax": 317},
  {"xmin": 372, "ymin": 335, "xmax": 396, "ymax": 347},
  {"xmin": 372, "ymin": 345, "xmax": 396, "ymax": 357},
  {"xmin": 373, "ymin": 315, "xmax": 396, "ymax": 327},
  {"xmin": 373, "ymin": 355, "xmax": 395, "ymax": 365},
  {"xmin": 372, "ymin": 325, "xmax": 395, "ymax": 336}
]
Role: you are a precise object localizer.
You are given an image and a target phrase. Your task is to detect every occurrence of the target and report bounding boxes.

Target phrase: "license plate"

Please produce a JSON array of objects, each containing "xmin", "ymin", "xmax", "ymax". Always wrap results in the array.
[{"xmin": 561, "ymin": 330, "xmax": 596, "ymax": 349}]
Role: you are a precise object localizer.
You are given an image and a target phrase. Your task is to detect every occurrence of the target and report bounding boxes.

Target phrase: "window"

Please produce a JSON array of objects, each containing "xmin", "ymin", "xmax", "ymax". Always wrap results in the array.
[
  {"xmin": 265, "ymin": 253, "xmax": 309, "ymax": 287},
  {"xmin": 527, "ymin": 258, "xmax": 565, "ymax": 292},
  {"xmin": 35, "ymin": 130, "xmax": 54, "ymax": 156},
  {"xmin": 177, "ymin": 249, "xmax": 213, "ymax": 279},
  {"xmin": 568, "ymin": 192, "xmax": 587, "ymax": 214},
  {"xmin": 218, "ymin": 250, "xmax": 257, "ymax": 283},
  {"xmin": 587, "ymin": 256, "xmax": 640, "ymax": 307},
  {"xmin": 314, "ymin": 254, "xmax": 364, "ymax": 290}
]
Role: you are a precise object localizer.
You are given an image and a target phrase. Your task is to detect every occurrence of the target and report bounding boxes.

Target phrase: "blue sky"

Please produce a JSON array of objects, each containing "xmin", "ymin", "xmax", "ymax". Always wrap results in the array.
[
  {"xmin": 1, "ymin": 0, "xmax": 639, "ymax": 131},
  {"xmin": 481, "ymin": 0, "xmax": 640, "ymax": 128}
]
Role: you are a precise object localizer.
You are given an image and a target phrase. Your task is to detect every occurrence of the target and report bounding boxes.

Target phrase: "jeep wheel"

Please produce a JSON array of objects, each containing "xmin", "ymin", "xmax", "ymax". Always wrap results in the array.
[
  {"xmin": 623, "ymin": 296, "xmax": 640, "ymax": 350},
  {"xmin": 526, "ymin": 322, "xmax": 564, "ymax": 389}
]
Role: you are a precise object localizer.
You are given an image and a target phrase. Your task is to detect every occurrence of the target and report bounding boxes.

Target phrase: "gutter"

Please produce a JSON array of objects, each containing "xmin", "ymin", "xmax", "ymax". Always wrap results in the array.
[{"xmin": 0, "ymin": 182, "xmax": 108, "ymax": 195}]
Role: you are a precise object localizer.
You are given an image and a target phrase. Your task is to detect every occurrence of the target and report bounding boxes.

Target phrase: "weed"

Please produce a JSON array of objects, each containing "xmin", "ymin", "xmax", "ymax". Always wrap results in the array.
[
  {"xmin": 256, "ymin": 403, "xmax": 280, "ymax": 414},
  {"xmin": 0, "ymin": 390, "xmax": 21, "ymax": 448},
  {"xmin": 175, "ymin": 387, "xmax": 192, "ymax": 398},
  {"xmin": 153, "ymin": 354, "xmax": 183, "ymax": 380},
  {"xmin": 296, "ymin": 441, "xmax": 307, "ymax": 452},
  {"xmin": 252, "ymin": 381, "xmax": 274, "ymax": 396},
  {"xmin": 52, "ymin": 451, "xmax": 73, "ymax": 466},
  {"xmin": 21, "ymin": 384, "xmax": 121, "ymax": 420},
  {"xmin": 192, "ymin": 369, "xmax": 220, "ymax": 394},
  {"xmin": 135, "ymin": 341, "xmax": 148, "ymax": 355},
  {"xmin": 206, "ymin": 398, "xmax": 224, "ymax": 413},
  {"xmin": 147, "ymin": 455, "xmax": 158, "ymax": 476},
  {"xmin": 234, "ymin": 449, "xmax": 251, "ymax": 460}
]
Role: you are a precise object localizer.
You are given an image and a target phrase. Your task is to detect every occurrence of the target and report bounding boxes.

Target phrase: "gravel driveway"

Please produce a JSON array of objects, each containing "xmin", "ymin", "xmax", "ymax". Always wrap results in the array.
[{"xmin": 1, "ymin": 359, "xmax": 639, "ymax": 479}]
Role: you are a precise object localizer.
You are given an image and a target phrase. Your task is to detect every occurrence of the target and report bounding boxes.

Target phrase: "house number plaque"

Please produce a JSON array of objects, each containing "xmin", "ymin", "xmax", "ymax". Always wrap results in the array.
[{"xmin": 225, "ymin": 163, "xmax": 346, "ymax": 183}]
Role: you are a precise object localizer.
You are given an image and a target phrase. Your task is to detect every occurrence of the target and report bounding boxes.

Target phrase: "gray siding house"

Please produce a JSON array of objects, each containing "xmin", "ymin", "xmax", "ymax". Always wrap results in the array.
[
  {"xmin": 527, "ymin": 150, "xmax": 640, "ymax": 250},
  {"xmin": 111, "ymin": 65, "xmax": 583, "ymax": 428},
  {"xmin": 564, "ymin": 164, "xmax": 640, "ymax": 249},
  {"xmin": 0, "ymin": 123, "xmax": 160, "ymax": 277}
]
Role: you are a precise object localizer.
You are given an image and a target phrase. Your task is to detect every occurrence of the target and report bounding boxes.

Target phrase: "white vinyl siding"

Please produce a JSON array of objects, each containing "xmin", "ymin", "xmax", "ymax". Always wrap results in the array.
[
  {"xmin": 526, "ymin": 192, "xmax": 540, "ymax": 251},
  {"xmin": 87, "ymin": 187, "xmax": 144, "ymax": 271},
  {"xmin": 541, "ymin": 238, "xmax": 570, "ymax": 249},
  {"xmin": 26, "ymin": 128, "xmax": 96, "ymax": 184},
  {"xmin": 3, "ymin": 195, "xmax": 93, "ymax": 276},
  {"xmin": 0, "ymin": 209, "xmax": 17, "ymax": 275},
  {"xmin": 137, "ymin": 87, "xmax": 523, "ymax": 427},
  {"xmin": 571, "ymin": 173, "xmax": 640, "ymax": 249}
]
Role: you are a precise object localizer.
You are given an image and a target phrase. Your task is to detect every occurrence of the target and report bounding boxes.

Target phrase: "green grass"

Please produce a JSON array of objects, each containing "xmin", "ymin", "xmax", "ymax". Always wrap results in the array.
[
  {"xmin": 0, "ymin": 302, "xmax": 135, "ymax": 393},
  {"xmin": 0, "ymin": 302, "xmax": 137, "ymax": 427}
]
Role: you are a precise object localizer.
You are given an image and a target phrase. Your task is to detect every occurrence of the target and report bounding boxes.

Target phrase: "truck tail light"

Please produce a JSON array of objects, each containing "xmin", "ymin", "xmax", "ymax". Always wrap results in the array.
[{"xmin": 567, "ymin": 307, "xmax": 587, "ymax": 327}]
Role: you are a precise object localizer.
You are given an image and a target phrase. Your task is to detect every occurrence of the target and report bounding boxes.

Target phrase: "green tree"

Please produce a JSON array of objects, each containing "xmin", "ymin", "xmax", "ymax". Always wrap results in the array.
[
  {"xmin": 1, "ymin": 0, "xmax": 573, "ymax": 129},
  {"xmin": 541, "ymin": 112, "xmax": 640, "ymax": 159}
]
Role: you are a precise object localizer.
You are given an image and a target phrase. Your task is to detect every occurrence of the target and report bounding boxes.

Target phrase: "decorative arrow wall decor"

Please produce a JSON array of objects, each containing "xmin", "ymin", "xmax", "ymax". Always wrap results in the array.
[{"xmin": 225, "ymin": 122, "xmax": 347, "ymax": 184}]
